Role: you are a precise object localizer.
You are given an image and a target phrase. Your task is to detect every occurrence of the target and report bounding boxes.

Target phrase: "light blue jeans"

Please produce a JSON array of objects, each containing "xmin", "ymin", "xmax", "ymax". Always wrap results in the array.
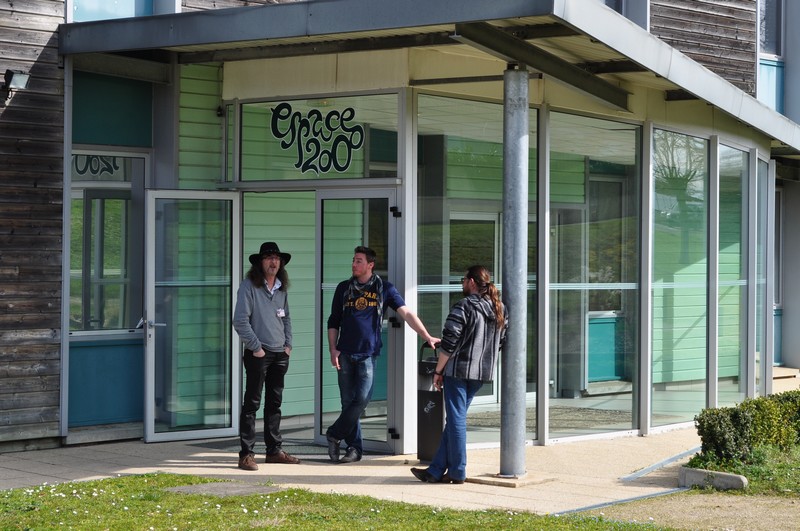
[
  {"xmin": 427, "ymin": 376, "xmax": 483, "ymax": 482},
  {"xmin": 326, "ymin": 353, "xmax": 376, "ymax": 456}
]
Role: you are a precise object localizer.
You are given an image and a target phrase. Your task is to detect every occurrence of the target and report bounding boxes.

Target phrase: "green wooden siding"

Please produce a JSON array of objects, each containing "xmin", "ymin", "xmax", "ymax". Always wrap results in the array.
[
  {"xmin": 179, "ymin": 64, "xmax": 224, "ymax": 189},
  {"xmin": 243, "ymin": 192, "xmax": 317, "ymax": 417}
]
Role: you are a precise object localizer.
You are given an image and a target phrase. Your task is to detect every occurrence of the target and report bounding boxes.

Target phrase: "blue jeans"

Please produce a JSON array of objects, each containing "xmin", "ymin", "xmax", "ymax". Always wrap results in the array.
[
  {"xmin": 427, "ymin": 376, "xmax": 483, "ymax": 482},
  {"xmin": 326, "ymin": 353, "xmax": 376, "ymax": 456}
]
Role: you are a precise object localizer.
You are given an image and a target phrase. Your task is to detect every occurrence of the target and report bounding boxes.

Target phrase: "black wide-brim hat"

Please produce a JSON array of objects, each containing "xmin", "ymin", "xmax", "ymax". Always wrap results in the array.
[{"xmin": 249, "ymin": 241, "xmax": 291, "ymax": 265}]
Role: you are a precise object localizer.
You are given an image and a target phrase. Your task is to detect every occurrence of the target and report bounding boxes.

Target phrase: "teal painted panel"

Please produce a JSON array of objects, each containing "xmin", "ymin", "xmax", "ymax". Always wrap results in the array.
[
  {"xmin": 73, "ymin": 71, "xmax": 152, "ymax": 147},
  {"xmin": 588, "ymin": 316, "xmax": 624, "ymax": 382},
  {"xmin": 68, "ymin": 339, "xmax": 144, "ymax": 426},
  {"xmin": 370, "ymin": 128, "xmax": 397, "ymax": 163}
]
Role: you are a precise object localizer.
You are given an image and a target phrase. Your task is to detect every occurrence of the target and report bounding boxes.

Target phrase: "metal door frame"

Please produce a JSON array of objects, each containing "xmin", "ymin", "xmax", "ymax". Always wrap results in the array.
[
  {"xmin": 144, "ymin": 189, "xmax": 241, "ymax": 442},
  {"xmin": 314, "ymin": 187, "xmax": 399, "ymax": 454}
]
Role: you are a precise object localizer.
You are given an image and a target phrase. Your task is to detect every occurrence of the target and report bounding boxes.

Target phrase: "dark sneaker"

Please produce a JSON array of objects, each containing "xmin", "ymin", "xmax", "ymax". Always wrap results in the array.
[
  {"xmin": 339, "ymin": 447, "xmax": 361, "ymax": 463},
  {"xmin": 238, "ymin": 454, "xmax": 258, "ymax": 471},
  {"xmin": 410, "ymin": 467, "xmax": 440, "ymax": 483},
  {"xmin": 326, "ymin": 434, "xmax": 340, "ymax": 462},
  {"xmin": 264, "ymin": 450, "xmax": 300, "ymax": 464}
]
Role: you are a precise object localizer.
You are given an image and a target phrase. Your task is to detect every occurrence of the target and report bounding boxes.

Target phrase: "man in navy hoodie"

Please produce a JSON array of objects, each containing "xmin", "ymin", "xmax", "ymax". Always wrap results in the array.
[{"xmin": 325, "ymin": 245, "xmax": 438, "ymax": 463}]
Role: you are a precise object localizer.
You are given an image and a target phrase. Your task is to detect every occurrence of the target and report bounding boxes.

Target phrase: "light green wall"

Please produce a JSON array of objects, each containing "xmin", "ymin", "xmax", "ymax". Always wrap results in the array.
[
  {"xmin": 242, "ymin": 192, "xmax": 317, "ymax": 416},
  {"xmin": 179, "ymin": 64, "xmax": 224, "ymax": 189}
]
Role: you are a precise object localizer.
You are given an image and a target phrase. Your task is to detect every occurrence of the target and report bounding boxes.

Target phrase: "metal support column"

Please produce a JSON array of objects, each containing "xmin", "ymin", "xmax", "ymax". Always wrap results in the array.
[{"xmin": 500, "ymin": 64, "xmax": 528, "ymax": 478}]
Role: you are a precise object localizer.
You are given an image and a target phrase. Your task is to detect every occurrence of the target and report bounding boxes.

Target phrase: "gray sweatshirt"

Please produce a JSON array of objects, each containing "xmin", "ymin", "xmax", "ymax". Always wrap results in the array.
[
  {"xmin": 440, "ymin": 293, "xmax": 506, "ymax": 382},
  {"xmin": 233, "ymin": 277, "xmax": 292, "ymax": 353}
]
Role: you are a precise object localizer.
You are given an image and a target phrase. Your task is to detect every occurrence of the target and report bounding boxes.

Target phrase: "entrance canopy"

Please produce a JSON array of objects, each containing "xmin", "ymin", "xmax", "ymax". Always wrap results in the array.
[{"xmin": 59, "ymin": 0, "xmax": 800, "ymax": 153}]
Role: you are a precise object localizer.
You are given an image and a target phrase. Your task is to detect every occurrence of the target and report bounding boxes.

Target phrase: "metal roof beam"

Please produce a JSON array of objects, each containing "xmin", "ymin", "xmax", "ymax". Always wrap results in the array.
[
  {"xmin": 574, "ymin": 60, "xmax": 646, "ymax": 75},
  {"xmin": 452, "ymin": 22, "xmax": 629, "ymax": 111},
  {"xmin": 665, "ymin": 89, "xmax": 698, "ymax": 101},
  {"xmin": 178, "ymin": 32, "xmax": 455, "ymax": 64},
  {"xmin": 178, "ymin": 23, "xmax": 579, "ymax": 65},
  {"xmin": 72, "ymin": 53, "xmax": 172, "ymax": 84}
]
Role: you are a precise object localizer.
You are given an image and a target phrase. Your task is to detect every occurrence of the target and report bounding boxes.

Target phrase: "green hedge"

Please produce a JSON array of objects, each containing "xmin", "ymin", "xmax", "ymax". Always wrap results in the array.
[{"xmin": 694, "ymin": 390, "xmax": 800, "ymax": 463}]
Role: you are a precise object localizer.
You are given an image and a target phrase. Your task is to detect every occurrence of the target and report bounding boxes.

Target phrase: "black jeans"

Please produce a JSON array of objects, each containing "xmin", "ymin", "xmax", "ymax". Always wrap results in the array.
[{"xmin": 239, "ymin": 348, "xmax": 289, "ymax": 458}]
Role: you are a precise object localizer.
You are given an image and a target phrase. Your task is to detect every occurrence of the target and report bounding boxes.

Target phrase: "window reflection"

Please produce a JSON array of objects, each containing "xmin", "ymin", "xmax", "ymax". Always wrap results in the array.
[
  {"xmin": 652, "ymin": 130, "xmax": 708, "ymax": 425},
  {"xmin": 549, "ymin": 112, "xmax": 640, "ymax": 437}
]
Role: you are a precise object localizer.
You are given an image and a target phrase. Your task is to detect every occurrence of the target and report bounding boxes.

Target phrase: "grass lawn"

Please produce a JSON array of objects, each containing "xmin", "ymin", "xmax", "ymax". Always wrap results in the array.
[
  {"xmin": 0, "ymin": 473, "xmax": 663, "ymax": 530},
  {"xmin": 688, "ymin": 443, "xmax": 800, "ymax": 496}
]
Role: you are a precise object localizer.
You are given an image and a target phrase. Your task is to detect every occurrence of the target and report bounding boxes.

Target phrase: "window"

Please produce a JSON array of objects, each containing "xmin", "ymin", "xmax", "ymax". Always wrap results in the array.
[
  {"xmin": 238, "ymin": 94, "xmax": 397, "ymax": 181},
  {"xmin": 717, "ymin": 145, "xmax": 748, "ymax": 406},
  {"xmin": 70, "ymin": 153, "xmax": 145, "ymax": 332},
  {"xmin": 760, "ymin": 0, "xmax": 783, "ymax": 57},
  {"xmin": 70, "ymin": 0, "xmax": 153, "ymax": 22},
  {"xmin": 604, "ymin": 0, "xmax": 622, "ymax": 13},
  {"xmin": 652, "ymin": 129, "xmax": 709, "ymax": 424}
]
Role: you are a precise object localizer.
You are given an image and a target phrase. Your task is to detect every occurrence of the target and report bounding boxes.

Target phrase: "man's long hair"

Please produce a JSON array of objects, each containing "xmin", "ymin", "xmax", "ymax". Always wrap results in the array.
[
  {"xmin": 466, "ymin": 265, "xmax": 503, "ymax": 328},
  {"xmin": 247, "ymin": 259, "xmax": 289, "ymax": 290}
]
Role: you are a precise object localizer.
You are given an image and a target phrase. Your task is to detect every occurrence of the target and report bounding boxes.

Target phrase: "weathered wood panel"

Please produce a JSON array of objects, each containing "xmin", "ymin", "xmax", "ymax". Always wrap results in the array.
[
  {"xmin": 0, "ymin": 0, "xmax": 64, "ymax": 445},
  {"xmin": 0, "ymin": 342, "xmax": 59, "ymax": 360},
  {"xmin": 0, "ymin": 391, "xmax": 60, "ymax": 410},
  {"xmin": 651, "ymin": 0, "xmax": 757, "ymax": 95}
]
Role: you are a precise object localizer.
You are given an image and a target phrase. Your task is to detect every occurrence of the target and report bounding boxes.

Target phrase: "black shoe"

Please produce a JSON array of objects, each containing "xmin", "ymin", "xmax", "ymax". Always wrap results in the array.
[
  {"xmin": 326, "ymin": 433, "xmax": 340, "ymax": 462},
  {"xmin": 410, "ymin": 467, "xmax": 440, "ymax": 483},
  {"xmin": 441, "ymin": 472, "xmax": 465, "ymax": 484},
  {"xmin": 339, "ymin": 447, "xmax": 361, "ymax": 463}
]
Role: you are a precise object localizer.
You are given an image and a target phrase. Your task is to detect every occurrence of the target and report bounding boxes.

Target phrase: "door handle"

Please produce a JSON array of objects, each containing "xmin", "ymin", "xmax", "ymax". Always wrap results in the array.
[{"xmin": 147, "ymin": 320, "xmax": 167, "ymax": 327}]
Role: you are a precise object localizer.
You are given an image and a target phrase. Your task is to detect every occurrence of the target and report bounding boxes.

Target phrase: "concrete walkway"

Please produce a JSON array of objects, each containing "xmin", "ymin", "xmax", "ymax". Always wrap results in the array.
[{"xmin": 0, "ymin": 427, "xmax": 700, "ymax": 515}]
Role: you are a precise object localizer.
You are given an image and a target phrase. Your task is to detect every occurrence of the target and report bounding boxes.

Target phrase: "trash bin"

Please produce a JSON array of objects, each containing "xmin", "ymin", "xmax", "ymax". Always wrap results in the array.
[{"xmin": 417, "ymin": 343, "xmax": 444, "ymax": 462}]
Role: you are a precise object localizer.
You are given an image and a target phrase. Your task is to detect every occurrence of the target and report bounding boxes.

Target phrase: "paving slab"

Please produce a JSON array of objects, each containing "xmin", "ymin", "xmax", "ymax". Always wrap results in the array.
[{"xmin": 0, "ymin": 426, "xmax": 701, "ymax": 515}]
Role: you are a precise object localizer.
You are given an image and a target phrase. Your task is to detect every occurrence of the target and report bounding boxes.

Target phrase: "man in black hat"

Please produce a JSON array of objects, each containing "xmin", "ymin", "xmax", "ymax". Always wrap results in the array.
[{"xmin": 233, "ymin": 241, "xmax": 299, "ymax": 470}]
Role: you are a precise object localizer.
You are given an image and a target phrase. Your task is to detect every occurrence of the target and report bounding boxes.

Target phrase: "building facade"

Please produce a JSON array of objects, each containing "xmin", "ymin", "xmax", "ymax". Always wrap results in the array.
[{"xmin": 2, "ymin": 0, "xmax": 799, "ymax": 455}]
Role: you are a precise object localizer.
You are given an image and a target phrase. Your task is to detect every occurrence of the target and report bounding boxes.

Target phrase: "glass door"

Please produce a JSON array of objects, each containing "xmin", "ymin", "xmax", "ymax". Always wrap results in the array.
[
  {"xmin": 317, "ymin": 189, "xmax": 397, "ymax": 453},
  {"xmin": 144, "ymin": 190, "xmax": 240, "ymax": 442}
]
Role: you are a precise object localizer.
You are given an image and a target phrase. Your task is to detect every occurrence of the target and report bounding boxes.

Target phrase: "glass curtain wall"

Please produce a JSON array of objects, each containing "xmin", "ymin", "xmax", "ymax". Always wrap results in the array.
[
  {"xmin": 548, "ymin": 112, "xmax": 640, "ymax": 437},
  {"xmin": 652, "ymin": 129, "xmax": 709, "ymax": 425},
  {"xmin": 416, "ymin": 94, "xmax": 537, "ymax": 442},
  {"xmin": 717, "ymin": 146, "xmax": 748, "ymax": 406}
]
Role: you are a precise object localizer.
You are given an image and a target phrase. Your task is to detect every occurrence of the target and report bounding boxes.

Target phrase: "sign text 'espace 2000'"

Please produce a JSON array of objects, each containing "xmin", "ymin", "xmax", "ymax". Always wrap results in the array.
[{"xmin": 270, "ymin": 102, "xmax": 365, "ymax": 175}]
